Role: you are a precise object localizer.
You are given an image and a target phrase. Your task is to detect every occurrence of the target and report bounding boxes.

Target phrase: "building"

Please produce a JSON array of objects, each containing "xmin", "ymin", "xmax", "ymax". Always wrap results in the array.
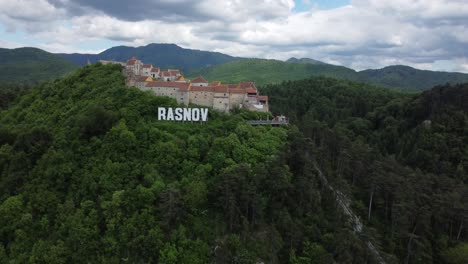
[
  {"xmin": 122, "ymin": 57, "xmax": 269, "ymax": 113},
  {"xmin": 141, "ymin": 64, "xmax": 153, "ymax": 76},
  {"xmin": 126, "ymin": 57, "xmax": 143, "ymax": 75}
]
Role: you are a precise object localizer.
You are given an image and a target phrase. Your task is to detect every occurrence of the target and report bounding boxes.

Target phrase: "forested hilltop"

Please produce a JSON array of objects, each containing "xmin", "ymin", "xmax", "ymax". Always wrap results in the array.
[
  {"xmin": 262, "ymin": 78, "xmax": 468, "ymax": 263},
  {"xmin": 187, "ymin": 58, "xmax": 468, "ymax": 91},
  {"xmin": 0, "ymin": 64, "xmax": 383, "ymax": 263},
  {"xmin": 0, "ymin": 48, "xmax": 78, "ymax": 85},
  {"xmin": 0, "ymin": 64, "xmax": 466, "ymax": 263}
]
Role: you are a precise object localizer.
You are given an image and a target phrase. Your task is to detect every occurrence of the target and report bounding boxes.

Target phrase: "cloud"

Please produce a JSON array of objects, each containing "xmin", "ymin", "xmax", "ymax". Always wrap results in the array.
[
  {"xmin": 1, "ymin": 0, "xmax": 468, "ymax": 72},
  {"xmin": 46, "ymin": 0, "xmax": 294, "ymax": 22},
  {"xmin": 0, "ymin": 0, "xmax": 64, "ymax": 22}
]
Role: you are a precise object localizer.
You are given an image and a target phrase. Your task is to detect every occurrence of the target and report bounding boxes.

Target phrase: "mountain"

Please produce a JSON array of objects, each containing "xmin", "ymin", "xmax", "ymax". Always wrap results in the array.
[
  {"xmin": 286, "ymin": 57, "xmax": 327, "ymax": 65},
  {"xmin": 187, "ymin": 58, "xmax": 357, "ymax": 86},
  {"xmin": 188, "ymin": 58, "xmax": 468, "ymax": 91},
  {"xmin": 262, "ymin": 77, "xmax": 468, "ymax": 263},
  {"xmin": 57, "ymin": 43, "xmax": 468, "ymax": 91},
  {"xmin": 1, "ymin": 63, "xmax": 467, "ymax": 262},
  {"xmin": 358, "ymin": 65, "xmax": 468, "ymax": 91},
  {"xmin": 0, "ymin": 47, "xmax": 78, "ymax": 84},
  {"xmin": 0, "ymin": 63, "xmax": 384, "ymax": 263},
  {"xmin": 58, "ymin": 43, "xmax": 240, "ymax": 72}
]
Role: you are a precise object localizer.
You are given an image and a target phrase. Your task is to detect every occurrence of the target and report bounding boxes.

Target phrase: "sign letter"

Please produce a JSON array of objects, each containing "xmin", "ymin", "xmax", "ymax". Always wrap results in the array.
[
  {"xmin": 175, "ymin": 108, "xmax": 183, "ymax": 121},
  {"xmin": 192, "ymin": 108, "xmax": 200, "ymax": 121},
  {"xmin": 167, "ymin": 108, "xmax": 174, "ymax": 121},
  {"xmin": 201, "ymin": 108, "xmax": 208, "ymax": 121},
  {"xmin": 183, "ymin": 108, "xmax": 191, "ymax": 121},
  {"xmin": 158, "ymin": 107, "xmax": 166, "ymax": 120}
]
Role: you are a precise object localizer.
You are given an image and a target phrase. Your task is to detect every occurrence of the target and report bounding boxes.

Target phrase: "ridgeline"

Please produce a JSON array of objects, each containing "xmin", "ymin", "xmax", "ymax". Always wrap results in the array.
[
  {"xmin": 0, "ymin": 63, "xmax": 466, "ymax": 263},
  {"xmin": 0, "ymin": 64, "xmax": 375, "ymax": 263},
  {"xmin": 188, "ymin": 58, "xmax": 468, "ymax": 91},
  {"xmin": 0, "ymin": 47, "xmax": 78, "ymax": 85}
]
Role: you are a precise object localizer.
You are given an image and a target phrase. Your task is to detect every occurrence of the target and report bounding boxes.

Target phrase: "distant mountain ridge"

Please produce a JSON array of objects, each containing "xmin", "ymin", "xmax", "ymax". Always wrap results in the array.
[
  {"xmin": 286, "ymin": 57, "xmax": 327, "ymax": 65},
  {"xmin": 0, "ymin": 47, "xmax": 78, "ymax": 84},
  {"xmin": 58, "ymin": 43, "xmax": 241, "ymax": 72},
  {"xmin": 2, "ymin": 44, "xmax": 468, "ymax": 91},
  {"xmin": 358, "ymin": 65, "xmax": 468, "ymax": 91},
  {"xmin": 188, "ymin": 58, "xmax": 468, "ymax": 91}
]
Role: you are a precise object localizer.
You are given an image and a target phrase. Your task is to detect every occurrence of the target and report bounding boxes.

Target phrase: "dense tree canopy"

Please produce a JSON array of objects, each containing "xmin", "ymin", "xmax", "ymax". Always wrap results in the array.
[
  {"xmin": 1, "ymin": 64, "xmax": 466, "ymax": 263},
  {"xmin": 262, "ymin": 77, "xmax": 468, "ymax": 263},
  {"xmin": 0, "ymin": 64, "xmax": 379, "ymax": 263}
]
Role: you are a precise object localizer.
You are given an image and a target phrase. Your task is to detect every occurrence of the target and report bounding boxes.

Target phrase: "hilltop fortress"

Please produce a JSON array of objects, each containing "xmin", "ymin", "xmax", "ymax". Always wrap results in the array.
[{"xmin": 101, "ymin": 57, "xmax": 268, "ymax": 113}]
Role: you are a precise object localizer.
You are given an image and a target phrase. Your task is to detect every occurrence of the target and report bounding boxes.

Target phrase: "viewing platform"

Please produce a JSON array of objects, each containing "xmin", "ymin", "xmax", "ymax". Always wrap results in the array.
[{"xmin": 248, "ymin": 116, "xmax": 289, "ymax": 126}]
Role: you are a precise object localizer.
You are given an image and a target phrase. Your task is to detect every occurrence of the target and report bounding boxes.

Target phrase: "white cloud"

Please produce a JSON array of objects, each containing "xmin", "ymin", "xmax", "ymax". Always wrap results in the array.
[
  {"xmin": 0, "ymin": 0, "xmax": 64, "ymax": 22},
  {"xmin": 1, "ymin": 0, "xmax": 468, "ymax": 72},
  {"xmin": 196, "ymin": 0, "xmax": 294, "ymax": 22},
  {"xmin": 0, "ymin": 38, "xmax": 23, "ymax": 49}
]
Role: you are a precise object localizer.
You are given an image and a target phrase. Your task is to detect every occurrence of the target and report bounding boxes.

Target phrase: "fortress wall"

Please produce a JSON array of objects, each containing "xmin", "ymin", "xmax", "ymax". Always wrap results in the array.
[
  {"xmin": 213, "ymin": 96, "xmax": 230, "ymax": 112},
  {"xmin": 229, "ymin": 93, "xmax": 245, "ymax": 109},
  {"xmin": 190, "ymin": 91, "xmax": 214, "ymax": 107}
]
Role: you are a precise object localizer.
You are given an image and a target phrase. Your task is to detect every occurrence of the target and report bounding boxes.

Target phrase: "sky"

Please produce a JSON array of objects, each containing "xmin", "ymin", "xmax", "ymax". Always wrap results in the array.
[{"xmin": 1, "ymin": 0, "xmax": 468, "ymax": 72}]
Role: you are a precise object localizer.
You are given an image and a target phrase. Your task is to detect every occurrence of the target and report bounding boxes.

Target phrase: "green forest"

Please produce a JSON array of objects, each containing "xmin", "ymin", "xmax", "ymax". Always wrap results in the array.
[
  {"xmin": 0, "ymin": 63, "xmax": 467, "ymax": 263},
  {"xmin": 187, "ymin": 58, "xmax": 468, "ymax": 91},
  {"xmin": 261, "ymin": 78, "xmax": 468, "ymax": 263},
  {"xmin": 0, "ymin": 48, "xmax": 78, "ymax": 85}
]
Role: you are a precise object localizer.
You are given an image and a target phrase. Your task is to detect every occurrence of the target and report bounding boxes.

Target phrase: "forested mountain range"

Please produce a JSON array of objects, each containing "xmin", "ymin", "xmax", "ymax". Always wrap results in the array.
[
  {"xmin": 0, "ymin": 64, "xmax": 373, "ymax": 263},
  {"xmin": 0, "ymin": 63, "xmax": 466, "ymax": 263},
  {"xmin": 286, "ymin": 57, "xmax": 328, "ymax": 65},
  {"xmin": 58, "ymin": 43, "xmax": 240, "ymax": 71},
  {"xmin": 2, "ymin": 44, "xmax": 468, "ymax": 91},
  {"xmin": 0, "ymin": 48, "xmax": 78, "ymax": 85},
  {"xmin": 188, "ymin": 58, "xmax": 468, "ymax": 91},
  {"xmin": 261, "ymin": 78, "xmax": 468, "ymax": 263}
]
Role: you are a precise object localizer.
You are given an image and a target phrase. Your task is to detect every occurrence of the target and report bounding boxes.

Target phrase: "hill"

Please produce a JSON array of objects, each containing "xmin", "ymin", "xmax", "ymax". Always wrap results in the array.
[
  {"xmin": 286, "ymin": 57, "xmax": 327, "ymax": 65},
  {"xmin": 262, "ymin": 77, "xmax": 468, "ymax": 263},
  {"xmin": 358, "ymin": 65, "xmax": 468, "ymax": 91},
  {"xmin": 188, "ymin": 58, "xmax": 468, "ymax": 91},
  {"xmin": 0, "ymin": 47, "xmax": 78, "ymax": 85},
  {"xmin": 1, "ymin": 64, "xmax": 466, "ymax": 262},
  {"xmin": 187, "ymin": 58, "xmax": 357, "ymax": 86},
  {"xmin": 0, "ymin": 64, "xmax": 386, "ymax": 263},
  {"xmin": 58, "ymin": 43, "xmax": 240, "ymax": 72}
]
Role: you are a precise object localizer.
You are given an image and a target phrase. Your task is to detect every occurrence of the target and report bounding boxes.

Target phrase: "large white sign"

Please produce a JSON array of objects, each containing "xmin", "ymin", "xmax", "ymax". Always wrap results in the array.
[{"xmin": 158, "ymin": 107, "xmax": 209, "ymax": 122}]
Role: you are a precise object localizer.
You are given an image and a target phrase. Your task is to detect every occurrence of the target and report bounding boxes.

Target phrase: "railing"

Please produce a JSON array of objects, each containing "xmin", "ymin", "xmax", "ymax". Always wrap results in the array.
[{"xmin": 247, "ymin": 120, "xmax": 289, "ymax": 125}]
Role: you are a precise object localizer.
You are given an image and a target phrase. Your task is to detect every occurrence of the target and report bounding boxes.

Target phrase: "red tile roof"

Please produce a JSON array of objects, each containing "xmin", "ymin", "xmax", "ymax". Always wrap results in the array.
[
  {"xmin": 214, "ymin": 85, "xmax": 228, "ymax": 93},
  {"xmin": 151, "ymin": 68, "xmax": 160, "ymax": 72},
  {"xmin": 161, "ymin": 71, "xmax": 171, "ymax": 77},
  {"xmin": 246, "ymin": 87, "xmax": 257, "ymax": 94},
  {"xmin": 228, "ymin": 84, "xmax": 239, "ymax": 89},
  {"xmin": 191, "ymin": 86, "xmax": 214, "ymax": 92},
  {"xmin": 191, "ymin": 76, "xmax": 208, "ymax": 83},
  {"xmin": 240, "ymin": 81, "xmax": 255, "ymax": 89},
  {"xmin": 228, "ymin": 88, "xmax": 246, "ymax": 94},
  {"xmin": 126, "ymin": 57, "xmax": 137, "ymax": 65},
  {"xmin": 258, "ymin": 96, "xmax": 268, "ymax": 102},
  {"xmin": 136, "ymin": 76, "xmax": 150, "ymax": 82},
  {"xmin": 143, "ymin": 64, "xmax": 152, "ymax": 68},
  {"xmin": 211, "ymin": 81, "xmax": 221, "ymax": 86}
]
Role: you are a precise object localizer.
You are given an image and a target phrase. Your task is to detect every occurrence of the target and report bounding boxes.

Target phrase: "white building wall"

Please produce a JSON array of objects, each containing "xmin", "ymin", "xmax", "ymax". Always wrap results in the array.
[{"xmin": 142, "ymin": 68, "xmax": 152, "ymax": 76}]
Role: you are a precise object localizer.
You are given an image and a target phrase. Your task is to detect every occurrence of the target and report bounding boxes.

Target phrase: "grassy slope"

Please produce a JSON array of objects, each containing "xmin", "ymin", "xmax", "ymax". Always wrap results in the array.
[
  {"xmin": 188, "ymin": 58, "xmax": 468, "ymax": 91},
  {"xmin": 187, "ymin": 58, "xmax": 357, "ymax": 86},
  {"xmin": 0, "ymin": 47, "xmax": 78, "ymax": 85}
]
